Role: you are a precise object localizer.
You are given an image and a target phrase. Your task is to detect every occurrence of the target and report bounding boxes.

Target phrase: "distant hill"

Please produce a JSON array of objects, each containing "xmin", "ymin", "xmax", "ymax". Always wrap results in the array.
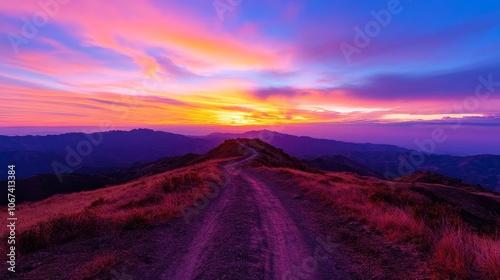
[
  {"xmin": 192, "ymin": 138, "xmax": 319, "ymax": 173},
  {"xmin": 1, "ymin": 173, "xmax": 119, "ymax": 204},
  {"xmin": 343, "ymin": 151, "xmax": 500, "ymax": 192},
  {"xmin": 304, "ymin": 155, "xmax": 379, "ymax": 177},
  {"xmin": 395, "ymin": 171, "xmax": 489, "ymax": 192},
  {"xmin": 0, "ymin": 153, "xmax": 200, "ymax": 204},
  {"xmin": 205, "ymin": 130, "xmax": 500, "ymax": 192},
  {"xmin": 111, "ymin": 153, "xmax": 200, "ymax": 182},
  {"xmin": 0, "ymin": 129, "xmax": 214, "ymax": 178},
  {"xmin": 206, "ymin": 130, "xmax": 410, "ymax": 156}
]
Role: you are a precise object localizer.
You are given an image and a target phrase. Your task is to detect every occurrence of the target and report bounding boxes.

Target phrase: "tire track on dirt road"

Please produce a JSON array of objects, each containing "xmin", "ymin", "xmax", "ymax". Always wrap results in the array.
[
  {"xmin": 241, "ymin": 173, "xmax": 318, "ymax": 279},
  {"xmin": 161, "ymin": 144, "xmax": 259, "ymax": 280},
  {"xmin": 154, "ymin": 144, "xmax": 340, "ymax": 279}
]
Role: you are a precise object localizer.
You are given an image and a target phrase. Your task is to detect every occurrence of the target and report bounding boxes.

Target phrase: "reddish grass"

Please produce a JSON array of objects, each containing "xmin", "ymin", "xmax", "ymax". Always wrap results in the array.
[
  {"xmin": 267, "ymin": 167, "xmax": 500, "ymax": 279},
  {"xmin": 432, "ymin": 227, "xmax": 500, "ymax": 280},
  {"xmin": 17, "ymin": 210, "xmax": 102, "ymax": 253},
  {"xmin": 161, "ymin": 172, "xmax": 203, "ymax": 193},
  {"xmin": 0, "ymin": 160, "xmax": 226, "ymax": 256}
]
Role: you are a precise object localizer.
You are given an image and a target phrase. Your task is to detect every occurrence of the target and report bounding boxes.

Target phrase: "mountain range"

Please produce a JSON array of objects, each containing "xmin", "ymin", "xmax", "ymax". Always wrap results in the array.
[{"xmin": 1, "ymin": 129, "xmax": 499, "ymax": 195}]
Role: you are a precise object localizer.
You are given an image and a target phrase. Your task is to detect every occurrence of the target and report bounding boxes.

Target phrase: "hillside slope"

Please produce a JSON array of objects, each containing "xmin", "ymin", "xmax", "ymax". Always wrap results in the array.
[
  {"xmin": 304, "ymin": 155, "xmax": 379, "ymax": 177},
  {"xmin": 0, "ymin": 153, "xmax": 200, "ymax": 204},
  {"xmin": 1, "ymin": 139, "xmax": 499, "ymax": 279}
]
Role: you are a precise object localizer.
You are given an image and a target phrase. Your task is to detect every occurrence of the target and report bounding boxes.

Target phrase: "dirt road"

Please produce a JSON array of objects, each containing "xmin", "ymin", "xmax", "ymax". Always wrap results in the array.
[
  {"xmin": 117, "ymin": 144, "xmax": 427, "ymax": 279},
  {"xmin": 124, "ymin": 146, "xmax": 344, "ymax": 279}
]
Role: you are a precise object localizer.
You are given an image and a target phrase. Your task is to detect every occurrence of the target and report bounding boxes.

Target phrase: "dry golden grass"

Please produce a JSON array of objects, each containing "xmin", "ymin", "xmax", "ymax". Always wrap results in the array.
[
  {"xmin": 0, "ymin": 159, "xmax": 227, "ymax": 255},
  {"xmin": 267, "ymin": 167, "xmax": 500, "ymax": 279}
]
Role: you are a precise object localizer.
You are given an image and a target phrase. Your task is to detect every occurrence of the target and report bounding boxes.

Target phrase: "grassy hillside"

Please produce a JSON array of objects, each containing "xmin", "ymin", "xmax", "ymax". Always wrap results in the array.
[
  {"xmin": 261, "ymin": 167, "xmax": 500, "ymax": 279},
  {"xmin": 0, "ymin": 158, "xmax": 228, "ymax": 258},
  {"xmin": 3, "ymin": 139, "xmax": 498, "ymax": 279}
]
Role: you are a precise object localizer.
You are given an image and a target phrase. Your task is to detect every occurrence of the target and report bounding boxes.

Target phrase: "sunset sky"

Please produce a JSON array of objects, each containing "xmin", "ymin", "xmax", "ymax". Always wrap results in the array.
[{"xmin": 0, "ymin": 1, "xmax": 499, "ymax": 153}]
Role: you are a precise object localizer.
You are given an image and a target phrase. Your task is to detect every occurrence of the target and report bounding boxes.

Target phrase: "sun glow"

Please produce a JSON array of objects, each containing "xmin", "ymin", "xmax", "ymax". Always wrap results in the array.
[
  {"xmin": 382, "ymin": 114, "xmax": 484, "ymax": 121},
  {"xmin": 216, "ymin": 112, "xmax": 256, "ymax": 126}
]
